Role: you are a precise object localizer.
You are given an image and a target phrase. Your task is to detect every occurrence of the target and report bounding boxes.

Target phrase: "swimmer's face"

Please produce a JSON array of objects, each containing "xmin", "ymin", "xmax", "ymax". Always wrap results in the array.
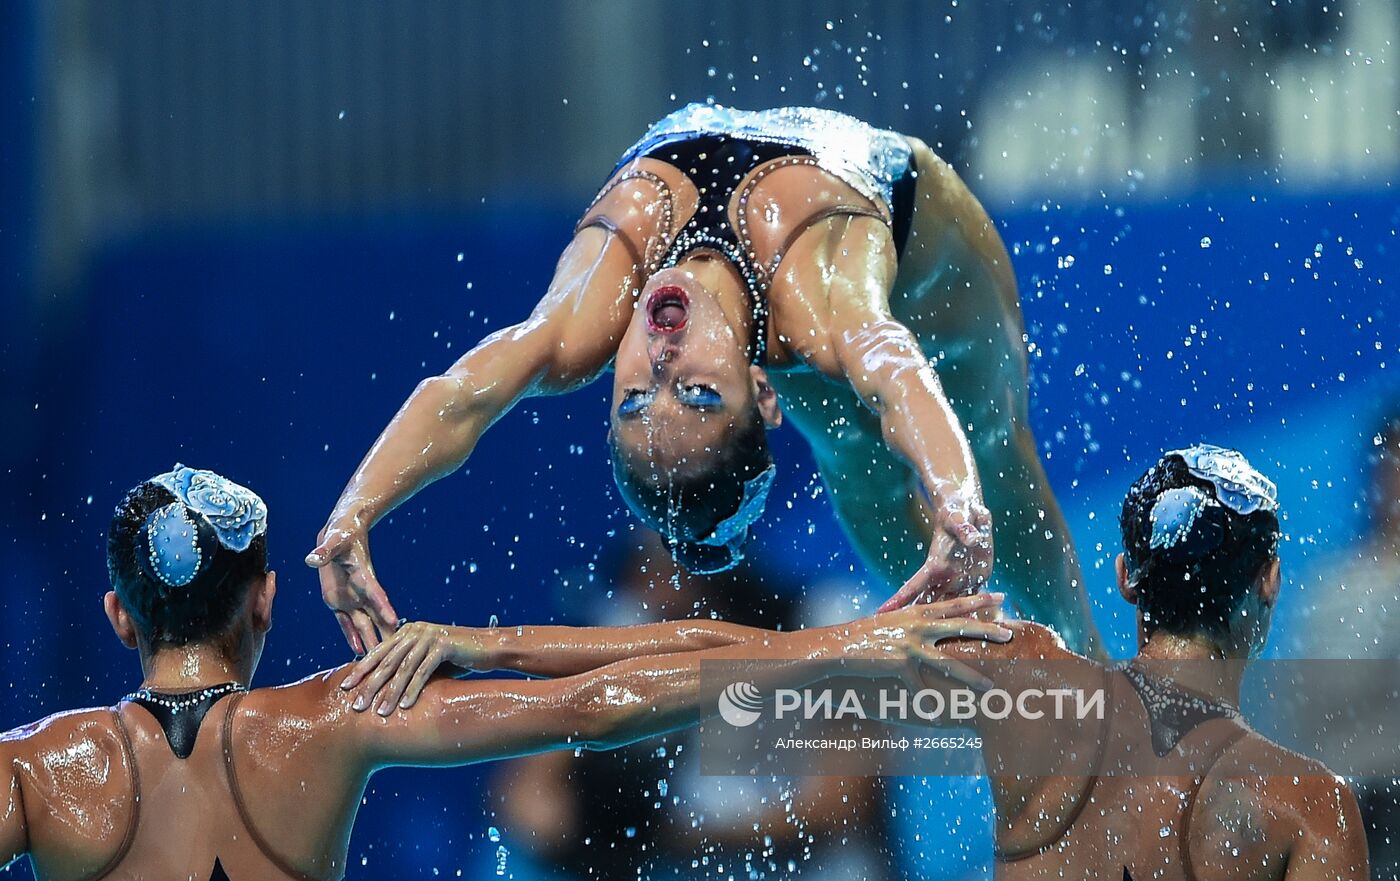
[{"xmin": 611, "ymin": 258, "xmax": 780, "ymax": 472}]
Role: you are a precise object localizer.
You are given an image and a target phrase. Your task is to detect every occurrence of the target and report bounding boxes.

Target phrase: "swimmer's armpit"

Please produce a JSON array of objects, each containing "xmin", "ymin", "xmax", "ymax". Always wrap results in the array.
[
  {"xmin": 0, "ymin": 740, "xmax": 30, "ymax": 867},
  {"xmin": 342, "ymin": 618, "xmax": 771, "ymax": 714}
]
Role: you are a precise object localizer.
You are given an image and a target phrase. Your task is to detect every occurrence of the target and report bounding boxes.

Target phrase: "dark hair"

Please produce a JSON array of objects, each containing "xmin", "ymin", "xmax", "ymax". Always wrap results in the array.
[
  {"xmin": 610, "ymin": 407, "xmax": 773, "ymax": 574},
  {"xmin": 1120, "ymin": 453, "xmax": 1280, "ymax": 639},
  {"xmin": 107, "ymin": 482, "xmax": 268, "ymax": 646}
]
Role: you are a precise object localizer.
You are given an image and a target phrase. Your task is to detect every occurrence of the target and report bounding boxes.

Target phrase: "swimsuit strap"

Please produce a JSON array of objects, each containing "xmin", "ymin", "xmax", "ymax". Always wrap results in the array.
[
  {"xmin": 87, "ymin": 707, "xmax": 142, "ymax": 881},
  {"xmin": 993, "ymin": 665, "xmax": 1115, "ymax": 862},
  {"xmin": 220, "ymin": 692, "xmax": 328, "ymax": 881},
  {"xmin": 1178, "ymin": 725, "xmax": 1252, "ymax": 881},
  {"xmin": 575, "ymin": 168, "xmax": 677, "ymax": 273}
]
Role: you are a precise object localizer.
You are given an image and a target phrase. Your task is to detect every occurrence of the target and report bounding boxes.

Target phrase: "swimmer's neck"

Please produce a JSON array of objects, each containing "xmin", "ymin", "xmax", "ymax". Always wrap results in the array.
[
  {"xmin": 677, "ymin": 257, "xmax": 757, "ymax": 346},
  {"xmin": 137, "ymin": 641, "xmax": 256, "ymax": 693},
  {"xmin": 1134, "ymin": 631, "xmax": 1244, "ymax": 707}
]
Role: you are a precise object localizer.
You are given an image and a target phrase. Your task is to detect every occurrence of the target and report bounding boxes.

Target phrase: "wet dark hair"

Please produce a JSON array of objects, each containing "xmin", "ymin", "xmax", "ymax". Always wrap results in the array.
[
  {"xmin": 107, "ymin": 482, "xmax": 268, "ymax": 646},
  {"xmin": 610, "ymin": 407, "xmax": 773, "ymax": 574},
  {"xmin": 1120, "ymin": 453, "xmax": 1280, "ymax": 639}
]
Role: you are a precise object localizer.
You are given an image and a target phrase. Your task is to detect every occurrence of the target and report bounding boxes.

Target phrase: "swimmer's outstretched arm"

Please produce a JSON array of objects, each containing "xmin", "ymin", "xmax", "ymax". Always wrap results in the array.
[
  {"xmin": 346, "ymin": 597, "xmax": 1010, "ymax": 765},
  {"xmin": 308, "ymin": 226, "xmax": 640, "ymax": 652},
  {"xmin": 338, "ymin": 617, "xmax": 774, "ymax": 707},
  {"xmin": 348, "ymin": 593, "xmax": 1006, "ymax": 716},
  {"xmin": 779, "ymin": 213, "xmax": 991, "ymax": 609}
]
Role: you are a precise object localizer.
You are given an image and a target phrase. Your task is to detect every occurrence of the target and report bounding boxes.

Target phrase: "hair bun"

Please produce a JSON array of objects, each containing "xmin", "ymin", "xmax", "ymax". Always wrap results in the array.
[
  {"xmin": 135, "ymin": 502, "xmax": 218, "ymax": 591},
  {"xmin": 1148, "ymin": 486, "xmax": 1226, "ymax": 564}
]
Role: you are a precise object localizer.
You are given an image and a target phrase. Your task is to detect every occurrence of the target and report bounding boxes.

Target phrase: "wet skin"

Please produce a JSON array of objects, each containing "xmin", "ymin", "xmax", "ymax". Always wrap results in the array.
[
  {"xmin": 926, "ymin": 551, "xmax": 1366, "ymax": 881},
  {"xmin": 340, "ymin": 542, "xmax": 1366, "ymax": 881},
  {"xmin": 309, "ymin": 125, "xmax": 1101, "ymax": 657},
  {"xmin": 928, "ymin": 620, "xmax": 1368, "ymax": 881},
  {"xmin": 0, "ymin": 575, "xmax": 1005, "ymax": 880}
]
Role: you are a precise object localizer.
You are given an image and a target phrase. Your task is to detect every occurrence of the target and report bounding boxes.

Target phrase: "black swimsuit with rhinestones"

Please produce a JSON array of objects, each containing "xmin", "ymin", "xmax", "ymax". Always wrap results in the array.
[
  {"xmin": 124, "ymin": 682, "xmax": 246, "ymax": 759},
  {"xmin": 642, "ymin": 134, "xmax": 799, "ymax": 365},
  {"xmin": 1119, "ymin": 664, "xmax": 1241, "ymax": 758},
  {"xmin": 633, "ymin": 135, "xmax": 917, "ymax": 366}
]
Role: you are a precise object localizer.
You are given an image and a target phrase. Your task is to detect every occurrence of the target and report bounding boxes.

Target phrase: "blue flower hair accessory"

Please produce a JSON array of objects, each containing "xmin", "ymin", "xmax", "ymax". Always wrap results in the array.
[
  {"xmin": 1166, "ymin": 444, "xmax": 1278, "ymax": 516},
  {"xmin": 671, "ymin": 464, "xmax": 776, "ymax": 574},
  {"xmin": 1148, "ymin": 486, "xmax": 1226, "ymax": 563},
  {"xmin": 136, "ymin": 464, "xmax": 268, "ymax": 590},
  {"xmin": 696, "ymin": 464, "xmax": 775, "ymax": 551}
]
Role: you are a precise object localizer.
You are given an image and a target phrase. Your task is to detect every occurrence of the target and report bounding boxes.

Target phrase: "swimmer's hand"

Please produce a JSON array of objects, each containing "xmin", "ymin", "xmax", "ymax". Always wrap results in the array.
[
  {"xmin": 307, "ymin": 517, "xmax": 402, "ymax": 656},
  {"xmin": 848, "ymin": 592, "xmax": 1012, "ymax": 693},
  {"xmin": 877, "ymin": 503, "xmax": 993, "ymax": 612},
  {"xmin": 342, "ymin": 621, "xmax": 483, "ymax": 715}
]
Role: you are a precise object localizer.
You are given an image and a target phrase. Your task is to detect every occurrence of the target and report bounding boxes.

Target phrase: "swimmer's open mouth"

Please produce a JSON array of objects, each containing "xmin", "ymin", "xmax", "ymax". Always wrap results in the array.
[{"xmin": 646, "ymin": 286, "xmax": 689, "ymax": 333}]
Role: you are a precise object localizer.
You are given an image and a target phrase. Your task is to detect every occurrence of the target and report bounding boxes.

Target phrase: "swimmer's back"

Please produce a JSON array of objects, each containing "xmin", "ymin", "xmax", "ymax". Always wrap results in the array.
[
  {"xmin": 1000, "ymin": 729, "xmax": 1366, "ymax": 881},
  {"xmin": 956, "ymin": 623, "xmax": 1367, "ymax": 880},
  {"xmin": 0, "ymin": 667, "xmax": 363, "ymax": 881}
]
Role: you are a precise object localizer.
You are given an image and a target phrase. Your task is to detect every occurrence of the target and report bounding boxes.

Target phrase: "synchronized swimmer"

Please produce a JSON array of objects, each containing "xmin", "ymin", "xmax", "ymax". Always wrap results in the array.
[{"xmin": 307, "ymin": 104, "xmax": 1100, "ymax": 657}]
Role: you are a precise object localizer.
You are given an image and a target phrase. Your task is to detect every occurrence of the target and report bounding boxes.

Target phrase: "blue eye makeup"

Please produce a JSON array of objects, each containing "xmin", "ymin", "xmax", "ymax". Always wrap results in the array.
[
  {"xmin": 617, "ymin": 389, "xmax": 654, "ymax": 417},
  {"xmin": 677, "ymin": 384, "xmax": 723, "ymax": 409}
]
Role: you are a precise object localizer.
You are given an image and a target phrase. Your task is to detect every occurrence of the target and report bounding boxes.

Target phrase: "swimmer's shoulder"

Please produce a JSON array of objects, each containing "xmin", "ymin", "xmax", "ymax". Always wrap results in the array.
[
  {"xmin": 942, "ymin": 618, "xmax": 1079, "ymax": 662},
  {"xmin": 940, "ymin": 619, "xmax": 1101, "ymax": 701},
  {"xmin": 236, "ymin": 664, "xmax": 361, "ymax": 733},
  {"xmin": 2, "ymin": 703, "xmax": 134, "ymax": 770},
  {"xmin": 2, "ymin": 706, "xmax": 137, "ymax": 870}
]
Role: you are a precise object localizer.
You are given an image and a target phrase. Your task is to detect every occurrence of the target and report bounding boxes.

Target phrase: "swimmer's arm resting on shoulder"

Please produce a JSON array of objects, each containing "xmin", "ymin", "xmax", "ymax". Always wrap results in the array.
[
  {"xmin": 308, "ymin": 225, "xmax": 640, "ymax": 651},
  {"xmin": 345, "ymin": 596, "xmax": 1011, "ymax": 767},
  {"xmin": 338, "ymin": 617, "xmax": 776, "ymax": 710}
]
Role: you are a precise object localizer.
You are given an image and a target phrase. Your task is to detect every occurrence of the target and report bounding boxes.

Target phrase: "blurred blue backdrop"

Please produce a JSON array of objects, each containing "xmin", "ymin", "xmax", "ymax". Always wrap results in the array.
[{"xmin": 1, "ymin": 2, "xmax": 1396, "ymax": 879}]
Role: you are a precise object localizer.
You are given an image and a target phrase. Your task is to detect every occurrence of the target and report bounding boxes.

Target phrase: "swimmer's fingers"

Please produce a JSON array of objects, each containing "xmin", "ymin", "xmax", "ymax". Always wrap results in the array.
[
  {"xmin": 909, "ymin": 656, "xmax": 993, "ymax": 693},
  {"xmin": 376, "ymin": 638, "xmax": 436, "ymax": 715},
  {"xmin": 348, "ymin": 632, "xmax": 416, "ymax": 710},
  {"xmin": 947, "ymin": 507, "xmax": 994, "ymax": 587},
  {"xmin": 344, "ymin": 626, "xmax": 410, "ymax": 692},
  {"xmin": 359, "ymin": 579, "xmax": 401, "ymax": 641},
  {"xmin": 908, "ymin": 619, "xmax": 1014, "ymax": 692},
  {"xmin": 877, "ymin": 554, "xmax": 958, "ymax": 613},
  {"xmin": 350, "ymin": 609, "xmax": 383, "ymax": 653},
  {"xmin": 305, "ymin": 528, "xmax": 351, "ymax": 569},
  {"xmin": 395, "ymin": 646, "xmax": 444, "ymax": 711},
  {"xmin": 336, "ymin": 611, "xmax": 366, "ymax": 657},
  {"xmin": 909, "ymin": 592, "xmax": 1004, "ymax": 624},
  {"xmin": 339, "ymin": 541, "xmax": 401, "ymax": 640},
  {"xmin": 919, "ymin": 617, "xmax": 1014, "ymax": 647}
]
